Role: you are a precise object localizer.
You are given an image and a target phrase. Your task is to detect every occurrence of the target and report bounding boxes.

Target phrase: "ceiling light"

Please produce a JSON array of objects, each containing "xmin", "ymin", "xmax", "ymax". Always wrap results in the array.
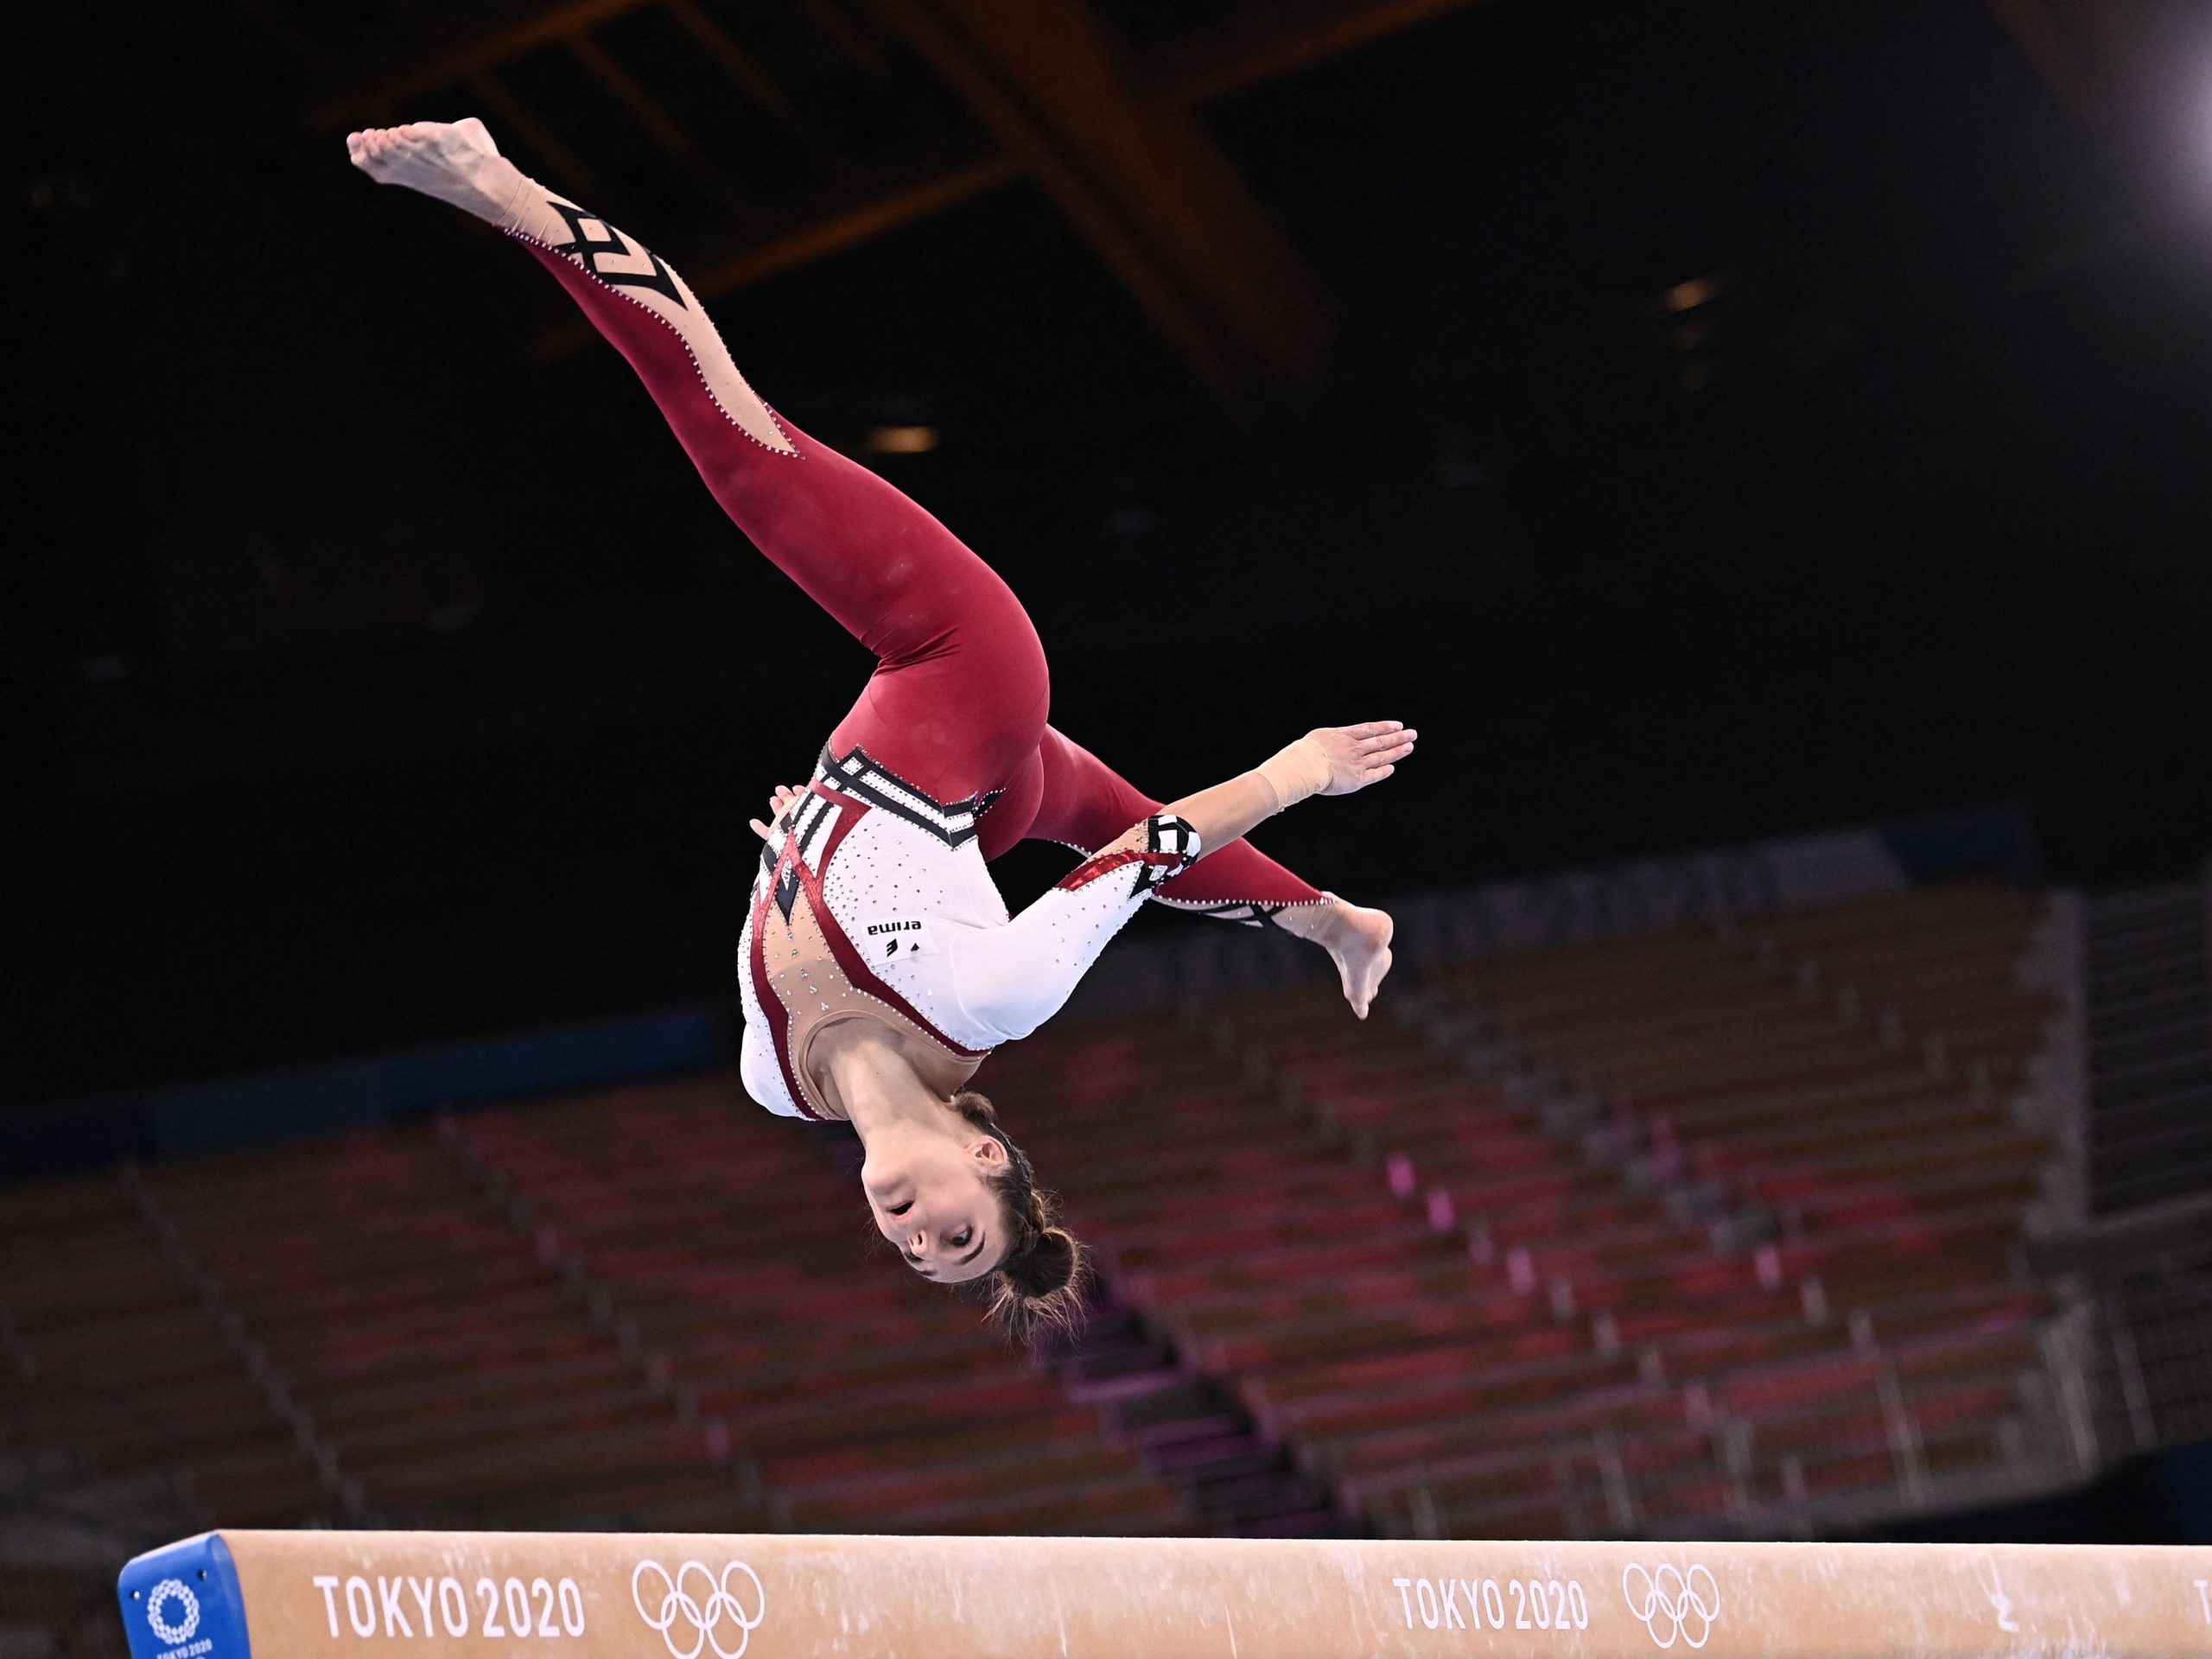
[{"xmin": 867, "ymin": 424, "xmax": 938, "ymax": 454}]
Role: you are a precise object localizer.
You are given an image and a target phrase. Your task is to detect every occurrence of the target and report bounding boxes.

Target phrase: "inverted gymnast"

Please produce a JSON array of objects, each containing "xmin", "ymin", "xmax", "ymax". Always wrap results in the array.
[{"xmin": 349, "ymin": 119, "xmax": 1414, "ymax": 1338}]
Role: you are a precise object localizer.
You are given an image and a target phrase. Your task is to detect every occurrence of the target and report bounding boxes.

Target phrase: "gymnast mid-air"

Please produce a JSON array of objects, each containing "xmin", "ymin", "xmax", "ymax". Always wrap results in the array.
[{"xmin": 349, "ymin": 119, "xmax": 1415, "ymax": 1338}]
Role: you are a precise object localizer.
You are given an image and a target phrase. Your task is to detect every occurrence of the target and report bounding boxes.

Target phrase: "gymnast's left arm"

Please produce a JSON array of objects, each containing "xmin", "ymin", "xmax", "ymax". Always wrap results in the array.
[
  {"xmin": 945, "ymin": 722, "xmax": 1414, "ymax": 1042},
  {"xmin": 945, "ymin": 814, "xmax": 1205, "ymax": 1044},
  {"xmin": 1161, "ymin": 720, "xmax": 1416, "ymax": 855}
]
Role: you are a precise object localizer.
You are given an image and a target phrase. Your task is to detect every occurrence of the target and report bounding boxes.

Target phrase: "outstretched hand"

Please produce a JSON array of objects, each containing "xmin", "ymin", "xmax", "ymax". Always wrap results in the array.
[
  {"xmin": 748, "ymin": 785, "xmax": 804, "ymax": 842},
  {"xmin": 1308, "ymin": 721, "xmax": 1416, "ymax": 796}
]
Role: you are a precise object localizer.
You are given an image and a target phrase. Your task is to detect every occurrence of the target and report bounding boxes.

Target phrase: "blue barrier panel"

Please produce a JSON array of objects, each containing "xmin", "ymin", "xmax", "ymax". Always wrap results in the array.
[{"xmin": 118, "ymin": 1534, "xmax": 251, "ymax": 1659}]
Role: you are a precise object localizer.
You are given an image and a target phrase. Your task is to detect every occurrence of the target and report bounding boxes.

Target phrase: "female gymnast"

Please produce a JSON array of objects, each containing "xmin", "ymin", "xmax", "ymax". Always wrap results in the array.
[{"xmin": 348, "ymin": 119, "xmax": 1414, "ymax": 1338}]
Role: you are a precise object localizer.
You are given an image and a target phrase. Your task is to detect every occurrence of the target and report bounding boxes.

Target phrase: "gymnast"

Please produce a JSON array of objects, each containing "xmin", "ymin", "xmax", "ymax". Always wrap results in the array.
[{"xmin": 348, "ymin": 119, "xmax": 1414, "ymax": 1338}]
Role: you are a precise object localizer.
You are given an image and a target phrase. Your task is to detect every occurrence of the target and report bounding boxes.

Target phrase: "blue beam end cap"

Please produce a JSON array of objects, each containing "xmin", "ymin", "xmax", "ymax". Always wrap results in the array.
[{"xmin": 118, "ymin": 1534, "xmax": 251, "ymax": 1659}]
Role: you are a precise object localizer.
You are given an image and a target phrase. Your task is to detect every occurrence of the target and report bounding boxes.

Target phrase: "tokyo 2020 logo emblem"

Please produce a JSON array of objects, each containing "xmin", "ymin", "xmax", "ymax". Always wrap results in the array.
[
  {"xmin": 632, "ymin": 1560, "xmax": 766, "ymax": 1659},
  {"xmin": 1621, "ymin": 1562, "xmax": 1720, "ymax": 1649},
  {"xmin": 145, "ymin": 1579, "xmax": 201, "ymax": 1646}
]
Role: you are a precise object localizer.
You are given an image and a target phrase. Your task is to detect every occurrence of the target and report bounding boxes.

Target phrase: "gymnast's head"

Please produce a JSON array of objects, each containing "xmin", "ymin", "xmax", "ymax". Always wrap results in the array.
[{"xmin": 858, "ymin": 1089, "xmax": 1088, "ymax": 1343}]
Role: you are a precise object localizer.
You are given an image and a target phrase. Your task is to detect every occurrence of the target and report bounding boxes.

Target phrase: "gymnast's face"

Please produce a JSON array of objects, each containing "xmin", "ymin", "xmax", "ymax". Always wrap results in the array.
[{"xmin": 861, "ymin": 1132, "xmax": 1008, "ymax": 1284}]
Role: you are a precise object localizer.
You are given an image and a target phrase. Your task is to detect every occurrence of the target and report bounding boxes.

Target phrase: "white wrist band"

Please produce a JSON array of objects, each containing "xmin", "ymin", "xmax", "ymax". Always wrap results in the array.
[{"xmin": 1250, "ymin": 737, "xmax": 1332, "ymax": 814}]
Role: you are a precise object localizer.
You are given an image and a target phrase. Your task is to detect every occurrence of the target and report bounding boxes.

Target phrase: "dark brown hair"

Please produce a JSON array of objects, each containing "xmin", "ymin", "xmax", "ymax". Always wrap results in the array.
[{"xmin": 948, "ymin": 1090, "xmax": 1089, "ymax": 1345}]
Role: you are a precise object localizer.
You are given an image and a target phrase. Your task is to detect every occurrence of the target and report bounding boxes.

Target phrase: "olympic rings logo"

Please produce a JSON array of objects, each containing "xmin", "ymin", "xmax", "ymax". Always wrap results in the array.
[
  {"xmin": 1621, "ymin": 1562, "xmax": 1720, "ymax": 1649},
  {"xmin": 632, "ymin": 1560, "xmax": 766, "ymax": 1659},
  {"xmin": 145, "ymin": 1578, "xmax": 201, "ymax": 1646}
]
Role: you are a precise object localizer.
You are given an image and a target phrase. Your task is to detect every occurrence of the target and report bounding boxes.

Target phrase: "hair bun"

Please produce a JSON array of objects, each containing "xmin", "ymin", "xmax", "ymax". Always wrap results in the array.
[
  {"xmin": 1004, "ymin": 1226, "xmax": 1078, "ymax": 1297},
  {"xmin": 988, "ymin": 1225, "xmax": 1090, "ymax": 1343}
]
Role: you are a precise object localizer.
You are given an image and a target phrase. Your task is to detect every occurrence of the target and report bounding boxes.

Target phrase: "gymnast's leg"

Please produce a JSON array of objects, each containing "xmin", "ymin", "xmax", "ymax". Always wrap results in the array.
[
  {"xmin": 346, "ymin": 118, "xmax": 1046, "ymax": 804},
  {"xmin": 999, "ymin": 728, "xmax": 1396, "ymax": 1017}
]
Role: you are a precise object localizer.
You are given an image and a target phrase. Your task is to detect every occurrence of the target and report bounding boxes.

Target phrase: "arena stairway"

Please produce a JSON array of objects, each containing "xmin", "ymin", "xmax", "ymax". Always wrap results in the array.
[
  {"xmin": 0, "ymin": 1172, "xmax": 328, "ymax": 1529},
  {"xmin": 127, "ymin": 1128, "xmax": 759, "ymax": 1532}
]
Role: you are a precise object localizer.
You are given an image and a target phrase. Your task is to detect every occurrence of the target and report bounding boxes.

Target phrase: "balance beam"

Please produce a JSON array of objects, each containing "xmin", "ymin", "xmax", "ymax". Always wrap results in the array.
[{"xmin": 118, "ymin": 1529, "xmax": 2212, "ymax": 1658}]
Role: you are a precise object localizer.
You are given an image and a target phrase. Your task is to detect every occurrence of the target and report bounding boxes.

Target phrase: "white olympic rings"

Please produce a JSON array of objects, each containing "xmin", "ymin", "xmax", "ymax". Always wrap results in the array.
[
  {"xmin": 632, "ymin": 1559, "xmax": 766, "ymax": 1659},
  {"xmin": 1621, "ymin": 1562, "xmax": 1720, "ymax": 1649},
  {"xmin": 146, "ymin": 1578, "xmax": 201, "ymax": 1646}
]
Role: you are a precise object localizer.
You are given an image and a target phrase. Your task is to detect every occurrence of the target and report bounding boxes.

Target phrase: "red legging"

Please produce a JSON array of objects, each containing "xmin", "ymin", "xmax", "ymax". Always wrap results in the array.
[{"xmin": 518, "ymin": 238, "xmax": 1322, "ymax": 917}]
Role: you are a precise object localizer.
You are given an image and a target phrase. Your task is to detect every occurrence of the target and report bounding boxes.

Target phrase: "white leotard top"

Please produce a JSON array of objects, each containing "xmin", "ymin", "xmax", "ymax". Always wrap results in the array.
[{"xmin": 736, "ymin": 744, "xmax": 1199, "ymax": 1119}]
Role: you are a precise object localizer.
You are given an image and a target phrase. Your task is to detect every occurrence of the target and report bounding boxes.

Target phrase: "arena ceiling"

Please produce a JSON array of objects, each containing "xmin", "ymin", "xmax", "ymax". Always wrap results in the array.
[{"xmin": 238, "ymin": 0, "xmax": 2109, "ymax": 412}]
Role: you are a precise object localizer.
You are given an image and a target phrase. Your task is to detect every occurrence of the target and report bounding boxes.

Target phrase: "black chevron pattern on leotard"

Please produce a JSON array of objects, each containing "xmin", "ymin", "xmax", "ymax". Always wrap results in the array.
[{"xmin": 548, "ymin": 200, "xmax": 685, "ymax": 308}]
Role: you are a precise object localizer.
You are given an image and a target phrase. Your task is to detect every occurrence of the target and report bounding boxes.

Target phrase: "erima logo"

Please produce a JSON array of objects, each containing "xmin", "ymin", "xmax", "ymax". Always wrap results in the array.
[{"xmin": 867, "ymin": 919, "xmax": 925, "ymax": 958}]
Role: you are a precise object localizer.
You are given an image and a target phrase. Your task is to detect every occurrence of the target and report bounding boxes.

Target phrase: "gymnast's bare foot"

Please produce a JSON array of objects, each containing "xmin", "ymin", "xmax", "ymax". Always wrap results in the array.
[
  {"xmin": 1281, "ymin": 895, "xmax": 1395, "ymax": 1020},
  {"xmin": 346, "ymin": 118, "xmax": 524, "ymax": 226}
]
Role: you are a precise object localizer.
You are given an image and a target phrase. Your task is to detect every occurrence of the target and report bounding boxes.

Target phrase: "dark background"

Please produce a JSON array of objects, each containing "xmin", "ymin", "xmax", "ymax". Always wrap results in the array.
[{"xmin": 8, "ymin": 0, "xmax": 2212, "ymax": 1105}]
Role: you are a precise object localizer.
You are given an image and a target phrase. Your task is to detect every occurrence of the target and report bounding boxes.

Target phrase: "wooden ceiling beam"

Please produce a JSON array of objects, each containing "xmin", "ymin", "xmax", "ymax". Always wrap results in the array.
[
  {"xmin": 661, "ymin": 0, "xmax": 813, "ymax": 140},
  {"xmin": 797, "ymin": 0, "xmax": 890, "ymax": 76},
  {"xmin": 1136, "ymin": 0, "xmax": 1487, "ymax": 107},
  {"xmin": 323, "ymin": 0, "xmax": 1485, "ymax": 156},
  {"xmin": 685, "ymin": 154, "xmax": 1018, "ymax": 292},
  {"xmin": 563, "ymin": 29, "xmax": 763, "ymax": 222},
  {"xmin": 315, "ymin": 0, "xmax": 655, "ymax": 126},
  {"xmin": 531, "ymin": 152, "xmax": 1020, "ymax": 359},
  {"xmin": 858, "ymin": 0, "xmax": 1335, "ymax": 412},
  {"xmin": 520, "ymin": 0, "xmax": 1488, "ymax": 377},
  {"xmin": 467, "ymin": 72, "xmax": 612, "ymax": 207}
]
